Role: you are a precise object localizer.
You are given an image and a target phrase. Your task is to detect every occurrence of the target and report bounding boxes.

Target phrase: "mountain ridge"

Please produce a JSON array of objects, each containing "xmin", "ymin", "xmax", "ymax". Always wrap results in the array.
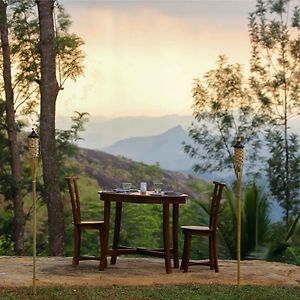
[
  {"xmin": 101, "ymin": 125, "xmax": 195, "ymax": 171},
  {"xmin": 56, "ymin": 114, "xmax": 193, "ymax": 149}
]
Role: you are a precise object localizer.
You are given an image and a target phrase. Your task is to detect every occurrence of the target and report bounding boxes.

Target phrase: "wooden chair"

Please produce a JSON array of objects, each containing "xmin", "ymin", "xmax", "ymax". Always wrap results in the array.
[
  {"xmin": 180, "ymin": 181, "xmax": 226, "ymax": 272},
  {"xmin": 65, "ymin": 176, "xmax": 104, "ymax": 267}
]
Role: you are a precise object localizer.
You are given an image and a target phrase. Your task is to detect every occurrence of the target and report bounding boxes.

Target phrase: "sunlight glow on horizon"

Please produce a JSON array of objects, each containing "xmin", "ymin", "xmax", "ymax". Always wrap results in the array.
[{"xmin": 57, "ymin": 1, "xmax": 252, "ymax": 118}]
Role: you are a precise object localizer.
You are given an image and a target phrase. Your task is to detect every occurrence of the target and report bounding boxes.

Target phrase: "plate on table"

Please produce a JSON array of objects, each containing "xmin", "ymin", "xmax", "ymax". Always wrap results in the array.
[
  {"xmin": 149, "ymin": 191, "xmax": 182, "ymax": 196},
  {"xmin": 113, "ymin": 188, "xmax": 139, "ymax": 193},
  {"xmin": 162, "ymin": 191, "xmax": 182, "ymax": 196},
  {"xmin": 149, "ymin": 191, "xmax": 163, "ymax": 196}
]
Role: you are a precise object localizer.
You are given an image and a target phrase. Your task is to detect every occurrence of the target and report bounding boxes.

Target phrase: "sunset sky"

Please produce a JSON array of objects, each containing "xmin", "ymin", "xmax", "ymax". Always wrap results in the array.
[{"xmin": 57, "ymin": 0, "xmax": 256, "ymax": 118}]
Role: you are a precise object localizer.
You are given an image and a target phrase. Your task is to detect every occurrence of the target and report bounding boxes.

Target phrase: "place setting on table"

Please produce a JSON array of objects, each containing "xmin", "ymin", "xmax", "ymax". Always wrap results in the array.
[{"xmin": 111, "ymin": 181, "xmax": 184, "ymax": 196}]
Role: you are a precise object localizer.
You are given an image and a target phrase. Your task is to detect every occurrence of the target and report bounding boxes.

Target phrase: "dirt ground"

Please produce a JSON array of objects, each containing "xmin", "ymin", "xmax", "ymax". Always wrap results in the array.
[{"xmin": 0, "ymin": 256, "xmax": 299, "ymax": 287}]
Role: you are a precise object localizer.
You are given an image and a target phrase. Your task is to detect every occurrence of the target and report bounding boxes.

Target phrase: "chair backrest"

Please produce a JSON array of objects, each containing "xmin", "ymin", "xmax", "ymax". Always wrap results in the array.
[
  {"xmin": 65, "ymin": 176, "xmax": 81, "ymax": 224},
  {"xmin": 209, "ymin": 181, "xmax": 226, "ymax": 230}
]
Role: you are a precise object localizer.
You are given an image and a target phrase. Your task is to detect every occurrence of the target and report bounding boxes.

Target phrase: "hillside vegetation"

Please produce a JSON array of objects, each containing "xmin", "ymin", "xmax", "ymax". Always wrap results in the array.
[{"xmin": 75, "ymin": 147, "xmax": 201, "ymax": 198}]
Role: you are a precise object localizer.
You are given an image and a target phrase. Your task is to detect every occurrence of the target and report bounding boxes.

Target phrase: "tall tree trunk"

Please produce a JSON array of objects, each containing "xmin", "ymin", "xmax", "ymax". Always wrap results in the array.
[
  {"xmin": 36, "ymin": 0, "xmax": 65, "ymax": 255},
  {"xmin": 0, "ymin": 0, "xmax": 25, "ymax": 255}
]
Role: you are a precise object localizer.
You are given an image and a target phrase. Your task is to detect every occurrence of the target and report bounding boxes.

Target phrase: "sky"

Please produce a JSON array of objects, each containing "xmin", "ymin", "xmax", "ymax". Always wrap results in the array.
[{"xmin": 57, "ymin": 0, "xmax": 256, "ymax": 118}]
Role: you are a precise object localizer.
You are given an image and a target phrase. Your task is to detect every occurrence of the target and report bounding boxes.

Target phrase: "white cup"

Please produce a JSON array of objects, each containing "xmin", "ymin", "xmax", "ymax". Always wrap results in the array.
[{"xmin": 140, "ymin": 182, "xmax": 147, "ymax": 194}]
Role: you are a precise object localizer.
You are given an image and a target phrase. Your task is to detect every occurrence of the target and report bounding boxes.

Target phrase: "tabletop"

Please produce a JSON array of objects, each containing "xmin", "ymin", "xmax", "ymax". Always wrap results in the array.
[{"xmin": 99, "ymin": 191, "xmax": 188, "ymax": 204}]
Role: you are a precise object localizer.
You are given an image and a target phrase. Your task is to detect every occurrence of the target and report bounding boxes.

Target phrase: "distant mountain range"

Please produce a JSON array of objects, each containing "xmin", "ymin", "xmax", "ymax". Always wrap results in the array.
[
  {"xmin": 56, "ymin": 114, "xmax": 193, "ymax": 149},
  {"xmin": 101, "ymin": 125, "xmax": 197, "ymax": 171},
  {"xmin": 56, "ymin": 114, "xmax": 300, "ymax": 152}
]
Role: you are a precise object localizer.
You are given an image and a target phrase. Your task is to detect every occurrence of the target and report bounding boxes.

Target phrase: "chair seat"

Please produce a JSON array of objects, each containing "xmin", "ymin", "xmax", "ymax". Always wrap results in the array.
[
  {"xmin": 76, "ymin": 221, "xmax": 104, "ymax": 229},
  {"xmin": 181, "ymin": 225, "xmax": 211, "ymax": 231},
  {"xmin": 79, "ymin": 221, "xmax": 104, "ymax": 225}
]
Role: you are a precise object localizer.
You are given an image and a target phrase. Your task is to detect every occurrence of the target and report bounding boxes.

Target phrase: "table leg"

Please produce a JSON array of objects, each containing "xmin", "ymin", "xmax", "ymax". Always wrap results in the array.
[
  {"xmin": 172, "ymin": 203, "xmax": 179, "ymax": 268},
  {"xmin": 111, "ymin": 202, "xmax": 122, "ymax": 265},
  {"xmin": 99, "ymin": 200, "xmax": 111, "ymax": 271},
  {"xmin": 163, "ymin": 203, "xmax": 172, "ymax": 274}
]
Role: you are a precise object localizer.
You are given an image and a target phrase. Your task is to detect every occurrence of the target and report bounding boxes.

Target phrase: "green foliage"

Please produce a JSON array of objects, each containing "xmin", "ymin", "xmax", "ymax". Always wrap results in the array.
[
  {"xmin": 132, "ymin": 162, "xmax": 162, "ymax": 186},
  {"xmin": 249, "ymin": 0, "xmax": 300, "ymax": 225},
  {"xmin": 218, "ymin": 188, "xmax": 237, "ymax": 259},
  {"xmin": 184, "ymin": 55, "xmax": 264, "ymax": 177},
  {"xmin": 5, "ymin": 0, "xmax": 85, "ymax": 116},
  {"xmin": 0, "ymin": 100, "xmax": 12, "ymax": 199},
  {"xmin": 249, "ymin": 0, "xmax": 300, "ymax": 116},
  {"xmin": 8, "ymin": 0, "xmax": 39, "ymax": 115},
  {"xmin": 54, "ymin": 2, "xmax": 85, "ymax": 87},
  {"xmin": 56, "ymin": 111, "xmax": 89, "ymax": 188},
  {"xmin": 218, "ymin": 183, "xmax": 271, "ymax": 260},
  {"xmin": 266, "ymin": 130, "xmax": 300, "ymax": 224},
  {"xmin": 0, "ymin": 199, "xmax": 14, "ymax": 255},
  {"xmin": 0, "ymin": 100, "xmax": 15, "ymax": 255},
  {"xmin": 0, "ymin": 112, "xmax": 90, "ymax": 256},
  {"xmin": 243, "ymin": 182, "xmax": 270, "ymax": 256},
  {"xmin": 52, "ymin": 113, "xmax": 91, "ymax": 255},
  {"xmin": 187, "ymin": 180, "xmax": 208, "ymax": 194},
  {"xmin": 120, "ymin": 204, "xmax": 162, "ymax": 248},
  {"xmin": 267, "ymin": 213, "xmax": 300, "ymax": 265}
]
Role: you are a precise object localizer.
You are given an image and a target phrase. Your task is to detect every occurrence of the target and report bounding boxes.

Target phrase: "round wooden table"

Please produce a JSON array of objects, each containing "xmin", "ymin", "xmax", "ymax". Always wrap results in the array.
[{"xmin": 98, "ymin": 191, "xmax": 188, "ymax": 274}]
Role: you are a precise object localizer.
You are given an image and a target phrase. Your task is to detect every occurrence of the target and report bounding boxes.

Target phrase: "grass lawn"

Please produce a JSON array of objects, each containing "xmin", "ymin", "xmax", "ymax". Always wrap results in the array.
[{"xmin": 0, "ymin": 284, "xmax": 300, "ymax": 300}]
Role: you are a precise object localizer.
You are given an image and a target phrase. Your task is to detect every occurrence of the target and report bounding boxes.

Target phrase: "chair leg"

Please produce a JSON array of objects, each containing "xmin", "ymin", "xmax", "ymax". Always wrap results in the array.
[
  {"xmin": 111, "ymin": 202, "xmax": 122, "ymax": 265},
  {"xmin": 209, "ymin": 236, "xmax": 213, "ymax": 270},
  {"xmin": 73, "ymin": 226, "xmax": 81, "ymax": 267},
  {"xmin": 180, "ymin": 232, "xmax": 192, "ymax": 272},
  {"xmin": 100, "ymin": 226, "xmax": 107, "ymax": 268},
  {"xmin": 180, "ymin": 233, "xmax": 187, "ymax": 270},
  {"xmin": 99, "ymin": 227, "xmax": 103, "ymax": 265},
  {"xmin": 211, "ymin": 234, "xmax": 219, "ymax": 272}
]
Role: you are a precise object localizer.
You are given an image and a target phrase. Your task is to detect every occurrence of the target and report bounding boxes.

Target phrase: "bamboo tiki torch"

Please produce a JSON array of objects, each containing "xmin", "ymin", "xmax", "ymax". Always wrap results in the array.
[
  {"xmin": 28, "ymin": 128, "xmax": 39, "ymax": 295},
  {"xmin": 234, "ymin": 136, "xmax": 244, "ymax": 288}
]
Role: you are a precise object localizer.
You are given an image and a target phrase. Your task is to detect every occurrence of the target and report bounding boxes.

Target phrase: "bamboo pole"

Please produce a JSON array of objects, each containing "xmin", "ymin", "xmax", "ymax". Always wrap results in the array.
[
  {"xmin": 28, "ymin": 128, "xmax": 39, "ymax": 296},
  {"xmin": 234, "ymin": 137, "xmax": 244, "ymax": 288}
]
